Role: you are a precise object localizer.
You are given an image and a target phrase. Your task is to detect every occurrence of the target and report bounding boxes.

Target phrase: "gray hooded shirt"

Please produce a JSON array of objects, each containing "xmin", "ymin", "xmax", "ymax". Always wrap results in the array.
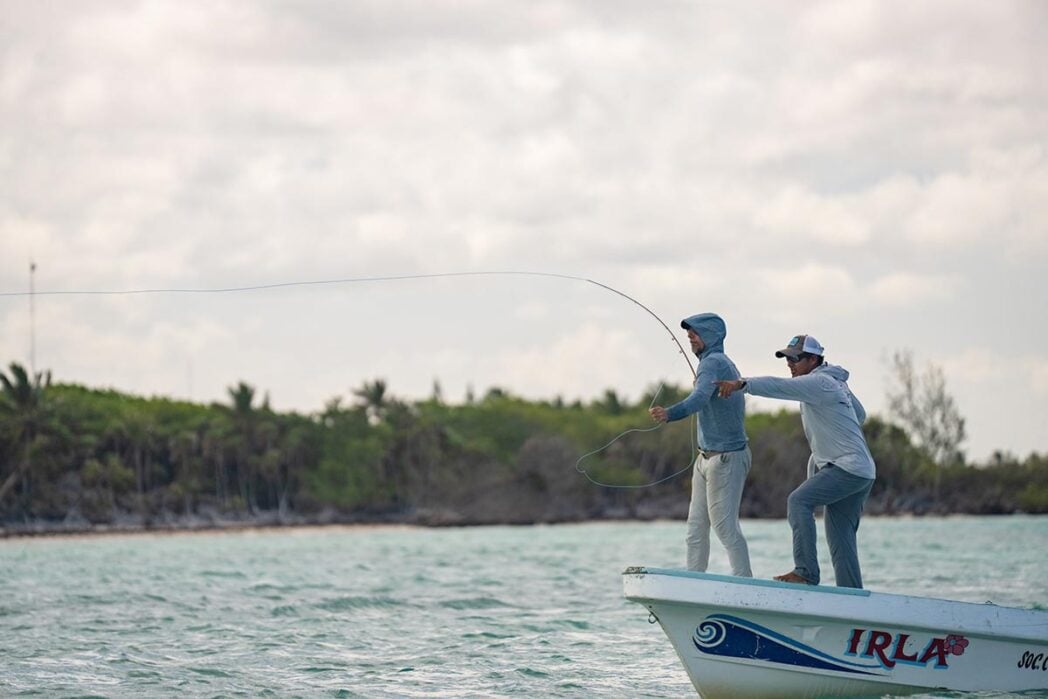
[
  {"xmin": 745, "ymin": 363, "xmax": 876, "ymax": 480},
  {"xmin": 664, "ymin": 313, "xmax": 747, "ymax": 452}
]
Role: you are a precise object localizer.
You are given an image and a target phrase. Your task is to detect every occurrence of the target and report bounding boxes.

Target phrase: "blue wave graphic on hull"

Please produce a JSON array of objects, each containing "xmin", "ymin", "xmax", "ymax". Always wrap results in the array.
[{"xmin": 692, "ymin": 614, "xmax": 884, "ymax": 676}]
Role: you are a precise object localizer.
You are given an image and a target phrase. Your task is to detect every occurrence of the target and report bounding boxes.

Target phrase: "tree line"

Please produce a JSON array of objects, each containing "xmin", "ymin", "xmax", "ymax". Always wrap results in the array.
[{"xmin": 1, "ymin": 361, "xmax": 1046, "ymax": 534}]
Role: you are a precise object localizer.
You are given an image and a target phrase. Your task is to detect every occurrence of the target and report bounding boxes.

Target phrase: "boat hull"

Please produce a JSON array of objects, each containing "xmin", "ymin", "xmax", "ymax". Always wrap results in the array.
[{"xmin": 623, "ymin": 567, "xmax": 1048, "ymax": 698}]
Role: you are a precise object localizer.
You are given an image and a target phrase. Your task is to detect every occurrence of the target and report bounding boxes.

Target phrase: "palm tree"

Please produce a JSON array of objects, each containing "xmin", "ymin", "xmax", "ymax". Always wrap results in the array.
[
  {"xmin": 597, "ymin": 388, "xmax": 624, "ymax": 415},
  {"xmin": 352, "ymin": 379, "xmax": 388, "ymax": 424},
  {"xmin": 0, "ymin": 363, "xmax": 51, "ymax": 503},
  {"xmin": 121, "ymin": 412, "xmax": 156, "ymax": 520},
  {"xmin": 227, "ymin": 381, "xmax": 259, "ymax": 512},
  {"xmin": 168, "ymin": 429, "xmax": 202, "ymax": 514},
  {"xmin": 229, "ymin": 381, "xmax": 256, "ymax": 417}
]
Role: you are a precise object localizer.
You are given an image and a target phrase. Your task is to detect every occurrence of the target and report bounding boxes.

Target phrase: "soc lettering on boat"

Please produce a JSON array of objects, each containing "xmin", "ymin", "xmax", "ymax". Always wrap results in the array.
[
  {"xmin": 844, "ymin": 628, "xmax": 970, "ymax": 670},
  {"xmin": 1017, "ymin": 650, "xmax": 1048, "ymax": 671}
]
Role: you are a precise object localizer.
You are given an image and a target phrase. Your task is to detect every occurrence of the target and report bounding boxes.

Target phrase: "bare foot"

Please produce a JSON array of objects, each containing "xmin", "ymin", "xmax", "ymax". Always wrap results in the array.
[{"xmin": 774, "ymin": 571, "xmax": 813, "ymax": 585}]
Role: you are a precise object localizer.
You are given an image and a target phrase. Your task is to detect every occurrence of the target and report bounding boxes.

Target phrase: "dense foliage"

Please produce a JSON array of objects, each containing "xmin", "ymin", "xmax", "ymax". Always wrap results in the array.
[{"xmin": 1, "ymin": 362, "xmax": 1045, "ymax": 533}]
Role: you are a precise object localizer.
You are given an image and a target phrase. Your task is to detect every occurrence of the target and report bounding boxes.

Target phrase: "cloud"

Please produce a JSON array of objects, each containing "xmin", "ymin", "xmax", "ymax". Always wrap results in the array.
[
  {"xmin": 750, "ymin": 263, "xmax": 859, "ymax": 324},
  {"xmin": 1030, "ymin": 359, "xmax": 1048, "ymax": 396},
  {"xmin": 753, "ymin": 185, "xmax": 871, "ymax": 245},
  {"xmin": 903, "ymin": 147, "xmax": 1048, "ymax": 255},
  {"xmin": 1, "ymin": 0, "xmax": 1046, "ymax": 459},
  {"xmin": 868, "ymin": 273, "xmax": 953, "ymax": 307},
  {"xmin": 943, "ymin": 348, "xmax": 1048, "ymax": 397},
  {"xmin": 492, "ymin": 322, "xmax": 643, "ymax": 399}
]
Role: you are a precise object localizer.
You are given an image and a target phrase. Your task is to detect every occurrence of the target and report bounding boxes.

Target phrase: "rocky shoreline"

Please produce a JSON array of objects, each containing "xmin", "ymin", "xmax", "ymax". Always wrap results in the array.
[
  {"xmin": 0, "ymin": 496, "xmax": 697, "ymax": 538},
  {"xmin": 4, "ymin": 498, "xmax": 1030, "ymax": 540}
]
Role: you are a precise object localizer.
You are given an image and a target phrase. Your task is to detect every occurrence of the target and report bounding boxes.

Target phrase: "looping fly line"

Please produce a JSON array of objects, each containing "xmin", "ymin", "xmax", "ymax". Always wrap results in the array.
[
  {"xmin": 4, "ymin": 269, "xmax": 698, "ymax": 487},
  {"xmin": 573, "ymin": 384, "xmax": 697, "ymax": 489}
]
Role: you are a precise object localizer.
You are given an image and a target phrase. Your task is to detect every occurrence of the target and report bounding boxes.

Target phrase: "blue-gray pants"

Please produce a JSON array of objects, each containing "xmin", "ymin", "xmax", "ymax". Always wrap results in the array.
[{"xmin": 787, "ymin": 464, "xmax": 874, "ymax": 588}]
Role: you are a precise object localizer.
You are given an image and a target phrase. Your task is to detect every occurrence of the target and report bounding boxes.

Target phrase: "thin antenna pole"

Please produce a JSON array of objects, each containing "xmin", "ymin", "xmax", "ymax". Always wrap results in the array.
[{"xmin": 29, "ymin": 260, "xmax": 36, "ymax": 374}]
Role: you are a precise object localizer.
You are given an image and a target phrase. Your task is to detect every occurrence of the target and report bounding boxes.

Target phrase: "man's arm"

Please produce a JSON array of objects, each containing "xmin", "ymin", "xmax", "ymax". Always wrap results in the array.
[
  {"xmin": 717, "ymin": 373, "xmax": 834, "ymax": 404},
  {"xmin": 650, "ymin": 361, "xmax": 719, "ymax": 423}
]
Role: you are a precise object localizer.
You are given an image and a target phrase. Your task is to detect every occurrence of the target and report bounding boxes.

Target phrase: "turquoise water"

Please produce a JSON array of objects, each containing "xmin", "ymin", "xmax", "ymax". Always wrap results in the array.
[{"xmin": 1, "ymin": 516, "xmax": 1045, "ymax": 698}]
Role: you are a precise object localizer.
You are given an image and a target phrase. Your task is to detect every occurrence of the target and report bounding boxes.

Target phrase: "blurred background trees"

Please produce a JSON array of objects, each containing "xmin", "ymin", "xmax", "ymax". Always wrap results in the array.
[
  {"xmin": 0, "ymin": 359, "xmax": 1044, "ymax": 531},
  {"xmin": 885, "ymin": 349, "xmax": 967, "ymax": 499}
]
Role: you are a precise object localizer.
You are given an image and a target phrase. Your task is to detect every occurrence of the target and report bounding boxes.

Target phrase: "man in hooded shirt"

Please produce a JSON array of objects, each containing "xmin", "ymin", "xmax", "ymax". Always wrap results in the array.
[
  {"xmin": 717, "ymin": 334, "xmax": 876, "ymax": 589},
  {"xmin": 649, "ymin": 313, "xmax": 752, "ymax": 578}
]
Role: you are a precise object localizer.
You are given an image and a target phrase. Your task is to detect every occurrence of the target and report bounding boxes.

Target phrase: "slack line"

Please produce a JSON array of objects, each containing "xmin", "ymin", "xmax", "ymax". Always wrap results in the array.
[
  {"xmin": 574, "ymin": 383, "xmax": 699, "ymax": 489},
  {"xmin": 2, "ymin": 269, "xmax": 699, "ymax": 488}
]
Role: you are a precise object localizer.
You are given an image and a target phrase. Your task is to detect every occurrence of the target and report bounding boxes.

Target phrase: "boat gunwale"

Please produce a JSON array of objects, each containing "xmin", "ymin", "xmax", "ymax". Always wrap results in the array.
[
  {"xmin": 623, "ymin": 566, "xmax": 1048, "ymax": 642},
  {"xmin": 624, "ymin": 566, "xmax": 871, "ymax": 596}
]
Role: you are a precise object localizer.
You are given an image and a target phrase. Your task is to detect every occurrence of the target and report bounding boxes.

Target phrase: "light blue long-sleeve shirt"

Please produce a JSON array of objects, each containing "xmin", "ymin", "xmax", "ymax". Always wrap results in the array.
[
  {"xmin": 744, "ymin": 363, "xmax": 876, "ymax": 479},
  {"xmin": 664, "ymin": 313, "xmax": 747, "ymax": 452}
]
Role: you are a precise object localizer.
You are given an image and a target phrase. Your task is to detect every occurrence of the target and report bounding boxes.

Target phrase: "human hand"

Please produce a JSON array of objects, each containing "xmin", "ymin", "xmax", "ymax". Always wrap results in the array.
[
  {"xmin": 649, "ymin": 406, "xmax": 668, "ymax": 423},
  {"xmin": 716, "ymin": 379, "xmax": 743, "ymax": 398}
]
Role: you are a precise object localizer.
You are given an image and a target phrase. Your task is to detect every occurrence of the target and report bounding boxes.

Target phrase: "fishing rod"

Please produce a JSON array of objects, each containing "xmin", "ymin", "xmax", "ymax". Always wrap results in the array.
[
  {"xmin": 1, "ymin": 269, "xmax": 700, "ymax": 487},
  {"xmin": 0, "ymin": 270, "xmax": 696, "ymax": 378}
]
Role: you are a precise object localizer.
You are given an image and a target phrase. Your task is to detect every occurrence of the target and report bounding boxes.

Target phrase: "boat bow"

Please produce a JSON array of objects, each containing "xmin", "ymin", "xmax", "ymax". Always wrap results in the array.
[{"xmin": 623, "ymin": 566, "xmax": 1048, "ymax": 698}]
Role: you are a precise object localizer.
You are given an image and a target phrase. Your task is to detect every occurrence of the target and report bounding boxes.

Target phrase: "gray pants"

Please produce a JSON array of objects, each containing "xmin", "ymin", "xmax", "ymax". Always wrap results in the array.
[
  {"xmin": 687, "ymin": 447, "xmax": 752, "ymax": 577},
  {"xmin": 787, "ymin": 464, "xmax": 874, "ymax": 588}
]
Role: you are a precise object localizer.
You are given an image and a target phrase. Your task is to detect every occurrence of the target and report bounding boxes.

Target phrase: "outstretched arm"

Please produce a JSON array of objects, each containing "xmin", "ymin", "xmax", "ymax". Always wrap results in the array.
[
  {"xmin": 720, "ymin": 373, "xmax": 837, "ymax": 404},
  {"xmin": 716, "ymin": 379, "xmax": 746, "ymax": 397},
  {"xmin": 652, "ymin": 360, "xmax": 721, "ymax": 423}
]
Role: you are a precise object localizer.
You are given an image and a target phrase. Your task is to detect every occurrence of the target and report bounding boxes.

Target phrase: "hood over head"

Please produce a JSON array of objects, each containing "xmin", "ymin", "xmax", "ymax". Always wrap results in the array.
[
  {"xmin": 680, "ymin": 313, "xmax": 727, "ymax": 358},
  {"xmin": 817, "ymin": 362, "xmax": 850, "ymax": 382}
]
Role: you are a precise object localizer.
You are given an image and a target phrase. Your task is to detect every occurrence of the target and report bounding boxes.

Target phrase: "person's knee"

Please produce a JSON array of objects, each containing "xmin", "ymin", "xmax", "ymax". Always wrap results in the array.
[
  {"xmin": 687, "ymin": 513, "xmax": 711, "ymax": 531},
  {"xmin": 712, "ymin": 519, "xmax": 744, "ymax": 545},
  {"xmin": 685, "ymin": 520, "xmax": 709, "ymax": 543},
  {"xmin": 825, "ymin": 508, "xmax": 859, "ymax": 535},
  {"xmin": 787, "ymin": 491, "xmax": 813, "ymax": 522}
]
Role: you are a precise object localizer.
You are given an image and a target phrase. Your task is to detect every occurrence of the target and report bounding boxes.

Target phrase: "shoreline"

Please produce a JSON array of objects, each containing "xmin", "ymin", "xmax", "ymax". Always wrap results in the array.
[
  {"xmin": 1, "ymin": 511, "xmax": 1035, "ymax": 541},
  {"xmin": 0, "ymin": 518, "xmax": 661, "ymax": 541},
  {"xmin": 0, "ymin": 512, "xmax": 419, "ymax": 541},
  {"xmin": 0, "ymin": 521, "xmax": 419, "ymax": 542}
]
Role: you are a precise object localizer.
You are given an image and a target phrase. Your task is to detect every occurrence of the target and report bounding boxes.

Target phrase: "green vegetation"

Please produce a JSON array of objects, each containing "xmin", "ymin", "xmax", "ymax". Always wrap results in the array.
[{"xmin": 1, "ymin": 361, "xmax": 1045, "ymax": 534}]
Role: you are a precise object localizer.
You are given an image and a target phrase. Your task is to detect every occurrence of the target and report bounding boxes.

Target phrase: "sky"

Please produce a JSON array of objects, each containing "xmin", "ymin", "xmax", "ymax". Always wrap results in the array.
[{"xmin": 1, "ymin": 1, "xmax": 1046, "ymax": 462}]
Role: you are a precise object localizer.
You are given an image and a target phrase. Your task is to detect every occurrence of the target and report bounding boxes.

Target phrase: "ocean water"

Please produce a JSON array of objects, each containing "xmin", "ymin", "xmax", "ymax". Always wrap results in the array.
[{"xmin": 1, "ymin": 516, "xmax": 1045, "ymax": 698}]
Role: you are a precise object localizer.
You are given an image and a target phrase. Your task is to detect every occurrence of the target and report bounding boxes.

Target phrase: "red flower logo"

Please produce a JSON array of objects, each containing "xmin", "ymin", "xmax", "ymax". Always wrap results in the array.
[{"xmin": 945, "ymin": 634, "xmax": 969, "ymax": 656}]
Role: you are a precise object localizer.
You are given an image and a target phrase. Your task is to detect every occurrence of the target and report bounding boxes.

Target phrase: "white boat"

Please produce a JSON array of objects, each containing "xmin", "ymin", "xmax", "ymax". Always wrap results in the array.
[{"xmin": 623, "ymin": 566, "xmax": 1048, "ymax": 698}]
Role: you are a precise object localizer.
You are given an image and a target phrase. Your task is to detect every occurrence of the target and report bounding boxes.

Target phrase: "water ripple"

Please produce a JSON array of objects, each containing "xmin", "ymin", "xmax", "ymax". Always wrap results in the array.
[
  {"xmin": 439, "ymin": 596, "xmax": 514, "ymax": 610},
  {"xmin": 314, "ymin": 595, "xmax": 406, "ymax": 611},
  {"xmin": 0, "ymin": 517, "xmax": 1044, "ymax": 697}
]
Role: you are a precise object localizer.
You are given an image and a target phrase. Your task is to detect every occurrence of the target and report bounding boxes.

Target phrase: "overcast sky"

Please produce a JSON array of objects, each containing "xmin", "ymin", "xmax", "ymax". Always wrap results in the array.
[{"xmin": 2, "ymin": 1, "xmax": 1046, "ymax": 462}]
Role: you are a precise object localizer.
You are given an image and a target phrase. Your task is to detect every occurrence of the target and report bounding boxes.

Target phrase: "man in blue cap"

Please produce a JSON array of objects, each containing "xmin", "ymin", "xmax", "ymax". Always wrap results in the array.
[
  {"xmin": 717, "ymin": 334, "xmax": 876, "ymax": 589},
  {"xmin": 650, "ymin": 313, "xmax": 752, "ymax": 577}
]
